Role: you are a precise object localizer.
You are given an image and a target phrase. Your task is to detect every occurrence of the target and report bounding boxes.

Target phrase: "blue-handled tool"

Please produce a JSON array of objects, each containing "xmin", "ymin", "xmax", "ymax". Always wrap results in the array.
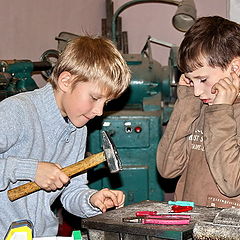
[{"xmin": 168, "ymin": 201, "xmax": 195, "ymax": 207}]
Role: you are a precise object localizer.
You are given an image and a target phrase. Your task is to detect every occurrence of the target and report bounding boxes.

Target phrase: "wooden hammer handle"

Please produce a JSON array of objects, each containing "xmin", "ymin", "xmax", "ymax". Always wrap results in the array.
[{"xmin": 8, "ymin": 152, "xmax": 105, "ymax": 201}]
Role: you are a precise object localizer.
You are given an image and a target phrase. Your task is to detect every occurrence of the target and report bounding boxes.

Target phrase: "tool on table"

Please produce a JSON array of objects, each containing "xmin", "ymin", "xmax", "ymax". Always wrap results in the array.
[
  {"xmin": 123, "ymin": 215, "xmax": 191, "ymax": 225},
  {"xmin": 135, "ymin": 210, "xmax": 197, "ymax": 216},
  {"xmin": 136, "ymin": 211, "xmax": 159, "ymax": 216},
  {"xmin": 171, "ymin": 205, "xmax": 193, "ymax": 213},
  {"xmin": 8, "ymin": 131, "xmax": 121, "ymax": 201},
  {"xmin": 168, "ymin": 201, "xmax": 195, "ymax": 207}
]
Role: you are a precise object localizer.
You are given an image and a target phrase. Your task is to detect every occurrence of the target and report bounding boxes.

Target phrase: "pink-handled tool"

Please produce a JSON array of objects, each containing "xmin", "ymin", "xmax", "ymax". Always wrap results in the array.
[
  {"xmin": 146, "ymin": 215, "xmax": 191, "ymax": 219},
  {"xmin": 142, "ymin": 218, "xmax": 190, "ymax": 225},
  {"xmin": 136, "ymin": 209, "xmax": 194, "ymax": 217}
]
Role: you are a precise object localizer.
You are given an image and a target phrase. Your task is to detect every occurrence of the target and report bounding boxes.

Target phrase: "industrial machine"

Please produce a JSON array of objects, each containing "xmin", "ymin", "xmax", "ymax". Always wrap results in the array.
[
  {"xmin": 86, "ymin": 0, "xmax": 196, "ymax": 206},
  {"xmin": 0, "ymin": 60, "xmax": 51, "ymax": 100},
  {"xmin": 87, "ymin": 37, "xmax": 179, "ymax": 205}
]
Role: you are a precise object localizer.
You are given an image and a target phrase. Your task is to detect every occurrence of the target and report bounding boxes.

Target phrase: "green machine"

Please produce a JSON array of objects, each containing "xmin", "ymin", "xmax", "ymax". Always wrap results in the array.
[
  {"xmin": 87, "ymin": 40, "xmax": 179, "ymax": 205},
  {"xmin": 0, "ymin": 60, "xmax": 51, "ymax": 100},
  {"xmin": 87, "ymin": 0, "xmax": 196, "ymax": 205}
]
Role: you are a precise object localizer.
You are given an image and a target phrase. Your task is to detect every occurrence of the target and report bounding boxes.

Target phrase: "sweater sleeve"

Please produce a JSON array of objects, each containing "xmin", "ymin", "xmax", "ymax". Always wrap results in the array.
[
  {"xmin": 204, "ymin": 104, "xmax": 240, "ymax": 197},
  {"xmin": 0, "ymin": 99, "xmax": 38, "ymax": 190},
  {"xmin": 156, "ymin": 85, "xmax": 202, "ymax": 178},
  {"xmin": 60, "ymin": 127, "xmax": 101, "ymax": 218},
  {"xmin": 60, "ymin": 173, "xmax": 101, "ymax": 218}
]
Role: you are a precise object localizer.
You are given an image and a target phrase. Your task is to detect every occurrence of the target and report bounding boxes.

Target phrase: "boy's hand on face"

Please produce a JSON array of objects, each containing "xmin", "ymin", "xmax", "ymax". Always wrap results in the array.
[
  {"xmin": 212, "ymin": 71, "xmax": 240, "ymax": 105},
  {"xmin": 35, "ymin": 162, "xmax": 70, "ymax": 191},
  {"xmin": 89, "ymin": 188, "xmax": 125, "ymax": 213},
  {"xmin": 179, "ymin": 74, "xmax": 192, "ymax": 87}
]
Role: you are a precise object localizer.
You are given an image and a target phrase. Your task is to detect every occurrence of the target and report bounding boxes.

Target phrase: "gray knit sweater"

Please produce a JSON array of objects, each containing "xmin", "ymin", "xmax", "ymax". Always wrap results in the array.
[{"xmin": 0, "ymin": 83, "xmax": 101, "ymax": 237}]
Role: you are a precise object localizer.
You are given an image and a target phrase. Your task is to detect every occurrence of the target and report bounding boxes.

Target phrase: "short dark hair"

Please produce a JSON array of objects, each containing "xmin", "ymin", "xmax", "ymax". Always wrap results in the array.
[{"xmin": 178, "ymin": 16, "xmax": 240, "ymax": 73}]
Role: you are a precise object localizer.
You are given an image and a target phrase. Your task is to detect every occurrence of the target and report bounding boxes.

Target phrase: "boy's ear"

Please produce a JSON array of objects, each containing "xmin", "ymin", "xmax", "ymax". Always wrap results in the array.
[
  {"xmin": 58, "ymin": 71, "xmax": 72, "ymax": 92},
  {"xmin": 231, "ymin": 58, "xmax": 240, "ymax": 75}
]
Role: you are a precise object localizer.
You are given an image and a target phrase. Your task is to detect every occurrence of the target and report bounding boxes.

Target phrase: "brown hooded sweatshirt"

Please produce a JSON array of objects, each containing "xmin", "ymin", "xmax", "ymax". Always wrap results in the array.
[{"xmin": 157, "ymin": 85, "xmax": 240, "ymax": 208}]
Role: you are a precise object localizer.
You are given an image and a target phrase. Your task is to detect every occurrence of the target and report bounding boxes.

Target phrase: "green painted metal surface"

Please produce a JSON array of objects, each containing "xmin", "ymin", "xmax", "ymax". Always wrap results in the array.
[
  {"xmin": 1, "ymin": 61, "xmax": 38, "ymax": 98},
  {"xmin": 87, "ymin": 112, "xmax": 165, "ymax": 205},
  {"xmin": 0, "ymin": 60, "xmax": 51, "ymax": 100},
  {"xmin": 87, "ymin": 52, "xmax": 176, "ymax": 205}
]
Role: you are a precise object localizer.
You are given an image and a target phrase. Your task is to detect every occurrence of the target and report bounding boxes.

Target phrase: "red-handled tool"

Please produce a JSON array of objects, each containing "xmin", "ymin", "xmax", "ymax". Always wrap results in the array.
[
  {"xmin": 136, "ymin": 207, "xmax": 193, "ymax": 216},
  {"xmin": 136, "ymin": 211, "xmax": 157, "ymax": 216},
  {"xmin": 171, "ymin": 205, "xmax": 193, "ymax": 213}
]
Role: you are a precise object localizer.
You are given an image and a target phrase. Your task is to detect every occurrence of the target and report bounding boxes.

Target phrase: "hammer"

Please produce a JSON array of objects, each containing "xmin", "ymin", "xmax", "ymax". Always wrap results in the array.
[{"xmin": 7, "ymin": 131, "xmax": 121, "ymax": 201}]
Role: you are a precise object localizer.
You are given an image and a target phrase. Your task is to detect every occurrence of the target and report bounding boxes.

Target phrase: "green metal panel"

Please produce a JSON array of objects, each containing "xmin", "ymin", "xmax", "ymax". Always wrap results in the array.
[
  {"xmin": 6, "ymin": 61, "xmax": 38, "ymax": 94},
  {"xmin": 87, "ymin": 51, "xmax": 176, "ymax": 206},
  {"xmin": 87, "ymin": 110, "xmax": 165, "ymax": 206},
  {"xmin": 103, "ymin": 166, "xmax": 149, "ymax": 205},
  {"xmin": 0, "ymin": 60, "xmax": 51, "ymax": 100}
]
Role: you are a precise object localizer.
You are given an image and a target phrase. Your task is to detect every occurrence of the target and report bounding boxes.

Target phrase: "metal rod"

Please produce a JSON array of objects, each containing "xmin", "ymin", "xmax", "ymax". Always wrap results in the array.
[{"xmin": 111, "ymin": 0, "xmax": 180, "ymax": 43}]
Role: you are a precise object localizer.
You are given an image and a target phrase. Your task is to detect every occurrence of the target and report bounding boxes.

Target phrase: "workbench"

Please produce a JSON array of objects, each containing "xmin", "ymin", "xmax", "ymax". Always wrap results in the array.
[{"xmin": 81, "ymin": 200, "xmax": 221, "ymax": 240}]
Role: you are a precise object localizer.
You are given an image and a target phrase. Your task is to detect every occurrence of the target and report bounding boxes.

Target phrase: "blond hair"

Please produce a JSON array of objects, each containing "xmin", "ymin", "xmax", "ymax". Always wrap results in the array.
[{"xmin": 49, "ymin": 36, "xmax": 131, "ymax": 99}]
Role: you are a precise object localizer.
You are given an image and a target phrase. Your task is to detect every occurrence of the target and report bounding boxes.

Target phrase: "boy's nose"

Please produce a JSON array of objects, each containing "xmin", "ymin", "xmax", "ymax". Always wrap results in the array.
[
  {"xmin": 193, "ymin": 85, "xmax": 202, "ymax": 97},
  {"xmin": 93, "ymin": 102, "xmax": 104, "ymax": 116}
]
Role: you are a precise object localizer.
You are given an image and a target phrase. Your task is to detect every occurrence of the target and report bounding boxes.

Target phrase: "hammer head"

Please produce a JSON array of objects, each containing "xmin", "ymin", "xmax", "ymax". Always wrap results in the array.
[{"xmin": 102, "ymin": 131, "xmax": 122, "ymax": 173}]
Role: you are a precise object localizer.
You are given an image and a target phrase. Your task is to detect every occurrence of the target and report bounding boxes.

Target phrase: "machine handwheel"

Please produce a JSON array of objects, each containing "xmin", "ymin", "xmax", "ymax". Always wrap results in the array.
[{"xmin": 40, "ymin": 49, "xmax": 59, "ymax": 79}]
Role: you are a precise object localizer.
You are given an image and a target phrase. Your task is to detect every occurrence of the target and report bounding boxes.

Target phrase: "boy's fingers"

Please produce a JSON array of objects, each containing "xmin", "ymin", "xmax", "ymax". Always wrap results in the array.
[
  {"xmin": 179, "ymin": 74, "xmax": 190, "ymax": 86},
  {"xmin": 102, "ymin": 190, "xmax": 118, "ymax": 205},
  {"xmin": 55, "ymin": 163, "xmax": 62, "ymax": 169},
  {"xmin": 212, "ymin": 78, "xmax": 237, "ymax": 94},
  {"xmin": 117, "ymin": 191, "xmax": 125, "ymax": 203},
  {"xmin": 49, "ymin": 184, "xmax": 57, "ymax": 191},
  {"xmin": 94, "ymin": 200, "xmax": 107, "ymax": 212},
  {"xmin": 231, "ymin": 71, "xmax": 240, "ymax": 90},
  {"xmin": 104, "ymin": 198, "xmax": 115, "ymax": 209},
  {"xmin": 101, "ymin": 189, "xmax": 124, "ymax": 206},
  {"xmin": 90, "ymin": 189, "xmax": 125, "ymax": 212},
  {"xmin": 116, "ymin": 193, "xmax": 125, "ymax": 209},
  {"xmin": 211, "ymin": 83, "xmax": 219, "ymax": 94},
  {"xmin": 109, "ymin": 190, "xmax": 126, "ymax": 206},
  {"xmin": 59, "ymin": 173, "xmax": 70, "ymax": 184}
]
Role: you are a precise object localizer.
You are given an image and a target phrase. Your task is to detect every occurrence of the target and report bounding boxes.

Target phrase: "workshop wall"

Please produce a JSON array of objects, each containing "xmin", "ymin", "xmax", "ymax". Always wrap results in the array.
[
  {"xmin": 114, "ymin": 0, "xmax": 227, "ymax": 68},
  {"xmin": 0, "ymin": 0, "xmax": 227, "ymax": 86}
]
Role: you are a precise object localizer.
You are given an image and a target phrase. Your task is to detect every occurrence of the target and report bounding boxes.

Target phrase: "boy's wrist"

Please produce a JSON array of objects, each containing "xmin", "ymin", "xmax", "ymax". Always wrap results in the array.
[
  {"xmin": 14, "ymin": 157, "xmax": 39, "ymax": 181},
  {"xmin": 87, "ymin": 190, "xmax": 101, "ymax": 211},
  {"xmin": 177, "ymin": 85, "xmax": 195, "ymax": 99}
]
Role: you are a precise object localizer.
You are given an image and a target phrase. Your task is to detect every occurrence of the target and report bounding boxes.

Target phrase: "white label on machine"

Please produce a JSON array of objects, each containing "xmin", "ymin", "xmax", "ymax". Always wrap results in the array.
[{"xmin": 103, "ymin": 121, "xmax": 111, "ymax": 127}]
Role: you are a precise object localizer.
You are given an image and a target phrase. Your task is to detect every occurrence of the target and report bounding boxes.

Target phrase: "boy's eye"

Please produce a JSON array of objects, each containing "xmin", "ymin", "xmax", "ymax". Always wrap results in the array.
[
  {"xmin": 200, "ymin": 78, "xmax": 207, "ymax": 83},
  {"xmin": 91, "ymin": 95, "xmax": 98, "ymax": 101}
]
